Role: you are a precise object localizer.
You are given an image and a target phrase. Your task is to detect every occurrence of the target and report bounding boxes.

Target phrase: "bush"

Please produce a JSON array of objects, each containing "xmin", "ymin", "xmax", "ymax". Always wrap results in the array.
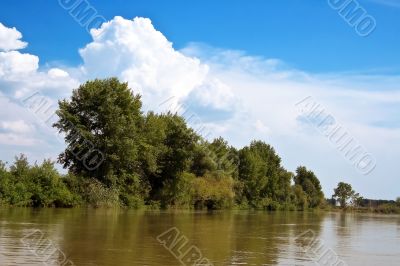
[
  {"xmin": 160, "ymin": 172, "xmax": 195, "ymax": 208},
  {"xmin": 83, "ymin": 179, "xmax": 120, "ymax": 208},
  {"xmin": 0, "ymin": 156, "xmax": 78, "ymax": 207},
  {"xmin": 192, "ymin": 171, "xmax": 235, "ymax": 209},
  {"xmin": 374, "ymin": 203, "xmax": 400, "ymax": 214}
]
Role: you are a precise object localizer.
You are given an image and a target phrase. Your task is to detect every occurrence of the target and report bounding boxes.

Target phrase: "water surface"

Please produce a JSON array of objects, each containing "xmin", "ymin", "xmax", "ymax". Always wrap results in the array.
[{"xmin": 0, "ymin": 208, "xmax": 399, "ymax": 265}]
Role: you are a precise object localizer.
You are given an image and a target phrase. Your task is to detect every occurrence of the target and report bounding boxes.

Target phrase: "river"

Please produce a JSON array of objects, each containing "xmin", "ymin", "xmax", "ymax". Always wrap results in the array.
[{"xmin": 0, "ymin": 208, "xmax": 399, "ymax": 265}]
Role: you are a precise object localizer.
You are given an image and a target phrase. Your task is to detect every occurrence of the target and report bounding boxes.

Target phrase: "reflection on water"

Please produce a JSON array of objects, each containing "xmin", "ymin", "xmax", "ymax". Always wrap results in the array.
[{"xmin": 0, "ymin": 208, "xmax": 399, "ymax": 265}]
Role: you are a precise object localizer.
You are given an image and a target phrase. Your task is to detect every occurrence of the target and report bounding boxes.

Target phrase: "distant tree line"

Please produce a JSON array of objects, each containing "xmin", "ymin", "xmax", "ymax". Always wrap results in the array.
[
  {"xmin": 330, "ymin": 182, "xmax": 400, "ymax": 214},
  {"xmin": 0, "ymin": 78, "xmax": 331, "ymax": 209}
]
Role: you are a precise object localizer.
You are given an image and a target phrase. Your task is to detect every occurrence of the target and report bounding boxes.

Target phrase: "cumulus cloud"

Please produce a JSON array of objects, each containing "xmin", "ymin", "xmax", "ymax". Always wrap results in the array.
[
  {"xmin": 0, "ymin": 22, "xmax": 27, "ymax": 51},
  {"xmin": 0, "ymin": 51, "xmax": 38, "ymax": 76},
  {"xmin": 186, "ymin": 78, "xmax": 236, "ymax": 111},
  {"xmin": 0, "ymin": 97, "xmax": 39, "ymax": 147},
  {"xmin": 79, "ymin": 16, "xmax": 236, "ymax": 113},
  {"xmin": 48, "ymin": 68, "xmax": 70, "ymax": 78},
  {"xmin": 0, "ymin": 23, "xmax": 79, "ymax": 99},
  {"xmin": 0, "ymin": 23, "xmax": 78, "ymax": 163}
]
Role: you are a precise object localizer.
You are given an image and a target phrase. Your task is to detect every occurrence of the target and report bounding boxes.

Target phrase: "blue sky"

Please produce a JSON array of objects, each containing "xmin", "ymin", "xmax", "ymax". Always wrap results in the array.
[
  {"xmin": 0, "ymin": 0, "xmax": 399, "ymax": 199},
  {"xmin": 2, "ymin": 0, "xmax": 400, "ymax": 72}
]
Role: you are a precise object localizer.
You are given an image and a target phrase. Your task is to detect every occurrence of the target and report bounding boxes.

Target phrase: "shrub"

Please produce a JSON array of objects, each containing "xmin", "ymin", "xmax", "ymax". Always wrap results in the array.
[
  {"xmin": 160, "ymin": 172, "xmax": 195, "ymax": 208},
  {"xmin": 192, "ymin": 171, "xmax": 235, "ymax": 209},
  {"xmin": 0, "ymin": 156, "xmax": 78, "ymax": 207},
  {"xmin": 83, "ymin": 179, "xmax": 120, "ymax": 208}
]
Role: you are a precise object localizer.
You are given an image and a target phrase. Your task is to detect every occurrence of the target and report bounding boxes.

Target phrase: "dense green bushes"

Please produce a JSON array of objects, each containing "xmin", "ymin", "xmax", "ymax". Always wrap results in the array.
[
  {"xmin": 0, "ymin": 154, "xmax": 322, "ymax": 210},
  {"xmin": 0, "ymin": 78, "xmax": 327, "ymax": 210},
  {"xmin": 0, "ymin": 155, "xmax": 78, "ymax": 207},
  {"xmin": 192, "ymin": 172, "xmax": 235, "ymax": 209}
]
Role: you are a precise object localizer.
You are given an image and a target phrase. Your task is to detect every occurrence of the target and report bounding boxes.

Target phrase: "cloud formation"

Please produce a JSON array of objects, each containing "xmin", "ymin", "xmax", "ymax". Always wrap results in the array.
[
  {"xmin": 0, "ymin": 22, "xmax": 27, "ymax": 51},
  {"xmin": 79, "ymin": 16, "xmax": 236, "ymax": 112}
]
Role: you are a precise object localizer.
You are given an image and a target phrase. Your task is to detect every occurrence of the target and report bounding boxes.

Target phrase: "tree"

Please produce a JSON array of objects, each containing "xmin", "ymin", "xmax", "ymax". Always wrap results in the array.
[
  {"xmin": 351, "ymin": 192, "xmax": 363, "ymax": 207},
  {"xmin": 238, "ymin": 140, "xmax": 291, "ymax": 209},
  {"xmin": 28, "ymin": 160, "xmax": 76, "ymax": 207},
  {"xmin": 332, "ymin": 182, "xmax": 355, "ymax": 208},
  {"xmin": 190, "ymin": 137, "xmax": 239, "ymax": 178},
  {"xmin": 208, "ymin": 137, "xmax": 239, "ymax": 178},
  {"xmin": 192, "ymin": 171, "xmax": 235, "ymax": 209},
  {"xmin": 53, "ymin": 78, "xmax": 148, "ymax": 205},
  {"xmin": 139, "ymin": 112, "xmax": 199, "ymax": 205},
  {"xmin": 292, "ymin": 184, "xmax": 308, "ymax": 210},
  {"xmin": 294, "ymin": 166, "xmax": 324, "ymax": 208}
]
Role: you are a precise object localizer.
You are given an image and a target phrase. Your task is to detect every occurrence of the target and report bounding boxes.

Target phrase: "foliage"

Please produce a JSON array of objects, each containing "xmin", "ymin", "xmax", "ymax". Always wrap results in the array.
[
  {"xmin": 373, "ymin": 203, "xmax": 400, "ymax": 214},
  {"xmin": 238, "ymin": 141, "xmax": 287, "ymax": 208},
  {"xmin": 294, "ymin": 166, "xmax": 324, "ymax": 208},
  {"xmin": 192, "ymin": 171, "xmax": 235, "ymax": 209},
  {"xmin": 0, "ymin": 155, "xmax": 78, "ymax": 207},
  {"xmin": 140, "ymin": 112, "xmax": 199, "ymax": 201},
  {"xmin": 53, "ymin": 78, "xmax": 145, "ymax": 192},
  {"xmin": 160, "ymin": 172, "xmax": 195, "ymax": 208},
  {"xmin": 0, "ymin": 78, "xmax": 329, "ymax": 210},
  {"xmin": 332, "ymin": 182, "xmax": 355, "ymax": 208}
]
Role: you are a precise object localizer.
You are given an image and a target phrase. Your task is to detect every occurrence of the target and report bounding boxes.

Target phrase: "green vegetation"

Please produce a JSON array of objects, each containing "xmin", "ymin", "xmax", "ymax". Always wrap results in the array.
[
  {"xmin": 2, "ymin": 77, "xmax": 385, "ymax": 211},
  {"xmin": 332, "ymin": 182, "xmax": 358, "ymax": 208},
  {"xmin": 0, "ymin": 155, "xmax": 79, "ymax": 207},
  {"xmin": 329, "ymin": 182, "xmax": 400, "ymax": 213}
]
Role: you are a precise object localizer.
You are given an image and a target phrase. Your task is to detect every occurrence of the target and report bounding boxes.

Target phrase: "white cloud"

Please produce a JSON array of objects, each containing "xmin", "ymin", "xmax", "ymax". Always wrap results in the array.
[
  {"xmin": 0, "ymin": 24, "xmax": 79, "ymax": 99},
  {"xmin": 0, "ymin": 20, "xmax": 76, "ymax": 158},
  {"xmin": 79, "ymin": 16, "xmax": 235, "ymax": 112},
  {"xmin": 184, "ymin": 44, "xmax": 400, "ymax": 199},
  {"xmin": 0, "ymin": 51, "xmax": 38, "ymax": 76},
  {"xmin": 187, "ymin": 78, "xmax": 237, "ymax": 111},
  {"xmin": 0, "ymin": 133, "xmax": 38, "ymax": 146},
  {"xmin": 48, "ymin": 68, "xmax": 70, "ymax": 78},
  {"xmin": 0, "ymin": 120, "xmax": 33, "ymax": 134},
  {"xmin": 0, "ymin": 22, "xmax": 27, "ymax": 51},
  {"xmin": 0, "ymin": 98, "xmax": 39, "ymax": 147}
]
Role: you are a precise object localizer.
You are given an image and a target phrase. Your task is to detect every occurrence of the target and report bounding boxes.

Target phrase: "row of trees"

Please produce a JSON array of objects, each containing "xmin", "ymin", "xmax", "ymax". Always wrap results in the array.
[
  {"xmin": 0, "ymin": 78, "xmax": 325, "ymax": 209},
  {"xmin": 331, "ymin": 182, "xmax": 400, "ymax": 213}
]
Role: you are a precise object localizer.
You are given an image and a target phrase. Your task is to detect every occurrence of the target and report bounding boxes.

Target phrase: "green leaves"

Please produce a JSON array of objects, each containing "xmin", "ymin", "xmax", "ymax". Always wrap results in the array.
[
  {"xmin": 237, "ymin": 141, "xmax": 293, "ymax": 209},
  {"xmin": 294, "ymin": 166, "xmax": 324, "ymax": 208},
  {"xmin": 0, "ymin": 77, "xmax": 324, "ymax": 210},
  {"xmin": 333, "ymin": 182, "xmax": 356, "ymax": 208},
  {"xmin": 54, "ymin": 78, "xmax": 144, "ymax": 187},
  {"xmin": 0, "ymin": 156, "xmax": 76, "ymax": 207}
]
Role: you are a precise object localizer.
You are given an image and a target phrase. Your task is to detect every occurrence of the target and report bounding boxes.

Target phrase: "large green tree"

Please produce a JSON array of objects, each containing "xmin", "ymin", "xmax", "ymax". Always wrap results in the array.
[
  {"xmin": 294, "ymin": 166, "xmax": 324, "ymax": 208},
  {"xmin": 54, "ymin": 78, "xmax": 148, "ymax": 205},
  {"xmin": 238, "ymin": 140, "xmax": 291, "ymax": 209},
  {"xmin": 190, "ymin": 137, "xmax": 239, "ymax": 178},
  {"xmin": 140, "ymin": 112, "xmax": 199, "ymax": 204}
]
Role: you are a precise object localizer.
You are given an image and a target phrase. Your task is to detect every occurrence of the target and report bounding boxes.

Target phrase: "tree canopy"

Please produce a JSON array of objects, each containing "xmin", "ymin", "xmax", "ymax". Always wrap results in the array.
[
  {"xmin": 332, "ymin": 182, "xmax": 356, "ymax": 208},
  {"xmin": 1, "ymin": 78, "xmax": 327, "ymax": 210}
]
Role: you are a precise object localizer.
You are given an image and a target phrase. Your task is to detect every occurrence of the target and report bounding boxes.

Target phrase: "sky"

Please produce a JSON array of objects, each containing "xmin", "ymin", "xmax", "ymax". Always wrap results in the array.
[{"xmin": 0, "ymin": 0, "xmax": 399, "ymax": 199}]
